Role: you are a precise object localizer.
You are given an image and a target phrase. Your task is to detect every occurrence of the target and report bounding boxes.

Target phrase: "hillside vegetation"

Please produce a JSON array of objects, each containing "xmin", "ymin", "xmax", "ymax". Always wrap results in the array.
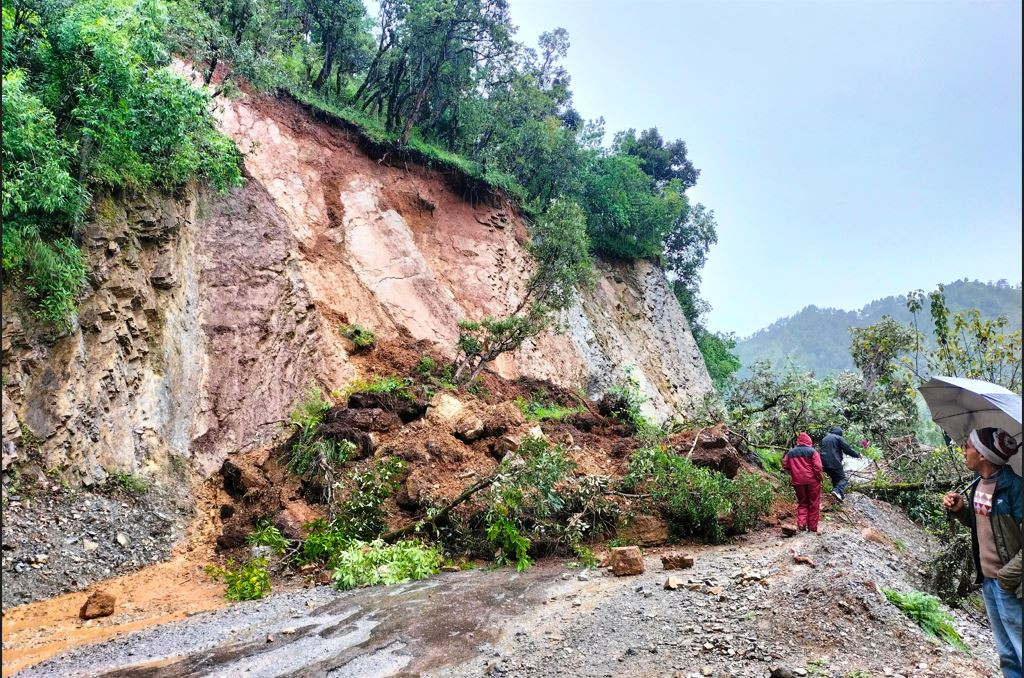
[
  {"xmin": 735, "ymin": 279, "xmax": 1022, "ymax": 376},
  {"xmin": 1, "ymin": 0, "xmax": 737, "ymax": 383}
]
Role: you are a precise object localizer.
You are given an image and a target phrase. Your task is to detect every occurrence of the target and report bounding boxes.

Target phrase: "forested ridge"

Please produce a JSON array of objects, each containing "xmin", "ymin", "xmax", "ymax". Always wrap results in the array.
[
  {"xmin": 1, "ymin": 0, "xmax": 737, "ymax": 383},
  {"xmin": 735, "ymin": 279, "xmax": 1022, "ymax": 377}
]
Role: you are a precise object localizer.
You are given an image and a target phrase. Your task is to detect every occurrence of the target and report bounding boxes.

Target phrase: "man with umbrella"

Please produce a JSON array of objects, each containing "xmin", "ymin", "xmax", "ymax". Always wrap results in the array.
[
  {"xmin": 942, "ymin": 428, "xmax": 1022, "ymax": 678},
  {"xmin": 921, "ymin": 376, "xmax": 1022, "ymax": 677}
]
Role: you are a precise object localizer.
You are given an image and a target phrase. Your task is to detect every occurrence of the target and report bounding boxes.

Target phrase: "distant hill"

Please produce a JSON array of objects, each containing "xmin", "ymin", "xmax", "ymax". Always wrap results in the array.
[{"xmin": 735, "ymin": 279, "xmax": 1022, "ymax": 377}]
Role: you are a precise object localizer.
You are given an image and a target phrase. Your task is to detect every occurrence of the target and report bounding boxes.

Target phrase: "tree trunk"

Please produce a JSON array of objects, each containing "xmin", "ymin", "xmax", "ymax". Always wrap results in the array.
[
  {"xmin": 313, "ymin": 43, "xmax": 335, "ymax": 91},
  {"xmin": 382, "ymin": 474, "xmax": 496, "ymax": 542}
]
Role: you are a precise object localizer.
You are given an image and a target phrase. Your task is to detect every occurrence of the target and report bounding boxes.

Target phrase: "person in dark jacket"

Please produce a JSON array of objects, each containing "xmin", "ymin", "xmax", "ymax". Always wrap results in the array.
[
  {"xmin": 820, "ymin": 426, "xmax": 860, "ymax": 502},
  {"xmin": 943, "ymin": 427, "xmax": 1022, "ymax": 678},
  {"xmin": 783, "ymin": 432, "xmax": 823, "ymax": 533}
]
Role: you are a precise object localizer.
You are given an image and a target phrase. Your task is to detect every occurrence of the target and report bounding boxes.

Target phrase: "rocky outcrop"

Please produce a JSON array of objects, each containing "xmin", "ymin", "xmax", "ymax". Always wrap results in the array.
[{"xmin": 2, "ymin": 189, "xmax": 204, "ymax": 486}]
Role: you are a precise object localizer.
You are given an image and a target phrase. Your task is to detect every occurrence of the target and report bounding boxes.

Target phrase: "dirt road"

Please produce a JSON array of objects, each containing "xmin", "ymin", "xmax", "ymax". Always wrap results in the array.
[{"xmin": 9, "ymin": 495, "xmax": 1000, "ymax": 678}]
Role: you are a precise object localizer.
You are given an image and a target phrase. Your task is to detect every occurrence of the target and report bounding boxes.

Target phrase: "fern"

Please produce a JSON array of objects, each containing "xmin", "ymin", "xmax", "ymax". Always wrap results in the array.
[{"xmin": 883, "ymin": 588, "xmax": 969, "ymax": 652}]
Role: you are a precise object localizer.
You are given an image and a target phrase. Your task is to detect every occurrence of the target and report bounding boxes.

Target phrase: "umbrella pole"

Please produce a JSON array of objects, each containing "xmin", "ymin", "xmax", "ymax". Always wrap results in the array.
[{"xmin": 956, "ymin": 475, "xmax": 981, "ymax": 498}]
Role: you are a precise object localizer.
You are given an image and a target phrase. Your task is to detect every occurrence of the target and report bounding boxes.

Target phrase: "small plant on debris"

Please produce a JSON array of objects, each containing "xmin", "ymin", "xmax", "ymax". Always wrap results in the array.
[
  {"xmin": 285, "ymin": 386, "xmax": 353, "ymax": 499},
  {"xmin": 109, "ymin": 471, "xmax": 149, "ymax": 496},
  {"xmin": 205, "ymin": 557, "xmax": 271, "ymax": 601},
  {"xmin": 331, "ymin": 539, "xmax": 441, "ymax": 590},
  {"xmin": 605, "ymin": 369, "xmax": 662, "ymax": 440},
  {"xmin": 883, "ymin": 588, "xmax": 969, "ymax": 651},
  {"xmin": 343, "ymin": 375, "xmax": 415, "ymax": 400},
  {"xmin": 247, "ymin": 520, "xmax": 290, "ymax": 556},
  {"xmin": 514, "ymin": 397, "xmax": 582, "ymax": 422},
  {"xmin": 338, "ymin": 323, "xmax": 376, "ymax": 351}
]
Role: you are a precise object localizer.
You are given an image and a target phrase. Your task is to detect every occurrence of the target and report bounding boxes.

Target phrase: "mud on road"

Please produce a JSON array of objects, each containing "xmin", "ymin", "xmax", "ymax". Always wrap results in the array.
[{"xmin": 12, "ymin": 495, "xmax": 1001, "ymax": 678}]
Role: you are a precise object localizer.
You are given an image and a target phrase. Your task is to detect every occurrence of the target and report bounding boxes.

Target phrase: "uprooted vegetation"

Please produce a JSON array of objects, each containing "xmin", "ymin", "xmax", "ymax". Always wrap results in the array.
[{"xmin": 206, "ymin": 335, "xmax": 778, "ymax": 599}]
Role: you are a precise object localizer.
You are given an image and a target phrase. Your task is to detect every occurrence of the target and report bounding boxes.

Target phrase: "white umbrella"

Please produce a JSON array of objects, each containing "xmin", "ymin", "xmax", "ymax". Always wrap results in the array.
[{"xmin": 918, "ymin": 376, "xmax": 1022, "ymax": 476}]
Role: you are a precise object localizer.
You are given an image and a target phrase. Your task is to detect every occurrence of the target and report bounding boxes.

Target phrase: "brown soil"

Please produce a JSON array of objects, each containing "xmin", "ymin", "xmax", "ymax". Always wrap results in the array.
[
  {"xmin": 2, "ymin": 336, "xmax": 764, "ymax": 676},
  {"xmin": 1, "ymin": 481, "xmax": 230, "ymax": 677}
]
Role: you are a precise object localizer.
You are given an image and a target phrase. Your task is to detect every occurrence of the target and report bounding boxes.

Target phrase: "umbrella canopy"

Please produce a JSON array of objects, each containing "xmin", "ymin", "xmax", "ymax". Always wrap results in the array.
[{"xmin": 919, "ymin": 376, "xmax": 1022, "ymax": 476}]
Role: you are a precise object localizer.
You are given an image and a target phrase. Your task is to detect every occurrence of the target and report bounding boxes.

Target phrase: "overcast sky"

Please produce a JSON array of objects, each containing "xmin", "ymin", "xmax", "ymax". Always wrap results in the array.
[{"xmin": 509, "ymin": 0, "xmax": 1022, "ymax": 337}]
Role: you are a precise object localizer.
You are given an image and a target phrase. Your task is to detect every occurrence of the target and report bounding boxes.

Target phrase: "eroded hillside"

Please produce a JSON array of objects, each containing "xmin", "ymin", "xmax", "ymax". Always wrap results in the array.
[{"xmin": 1, "ymin": 89, "xmax": 712, "ymax": 607}]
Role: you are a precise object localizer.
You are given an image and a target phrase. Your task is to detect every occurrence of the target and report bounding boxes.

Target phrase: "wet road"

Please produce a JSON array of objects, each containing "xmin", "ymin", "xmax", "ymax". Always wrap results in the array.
[{"xmin": 19, "ymin": 562, "xmax": 567, "ymax": 678}]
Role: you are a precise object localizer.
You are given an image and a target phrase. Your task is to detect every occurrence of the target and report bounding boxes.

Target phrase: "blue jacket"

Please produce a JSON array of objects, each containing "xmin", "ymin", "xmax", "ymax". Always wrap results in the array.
[{"xmin": 952, "ymin": 466, "xmax": 1023, "ymax": 598}]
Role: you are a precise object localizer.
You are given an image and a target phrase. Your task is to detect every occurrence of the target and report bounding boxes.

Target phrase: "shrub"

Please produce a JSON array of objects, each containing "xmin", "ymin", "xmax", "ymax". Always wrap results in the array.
[
  {"xmin": 415, "ymin": 356, "xmax": 436, "ymax": 375},
  {"xmin": 755, "ymin": 448, "xmax": 784, "ymax": 474},
  {"xmin": 605, "ymin": 369, "xmax": 660, "ymax": 439},
  {"xmin": 861, "ymin": 444, "xmax": 883, "ymax": 462},
  {"xmin": 334, "ymin": 457, "xmax": 405, "ymax": 540},
  {"xmin": 295, "ymin": 518, "xmax": 352, "ymax": 567},
  {"xmin": 339, "ymin": 323, "xmax": 376, "ymax": 350},
  {"xmin": 623, "ymin": 447, "xmax": 773, "ymax": 543},
  {"xmin": 725, "ymin": 471, "xmax": 774, "ymax": 533},
  {"xmin": 206, "ymin": 557, "xmax": 271, "ymax": 601},
  {"xmin": 883, "ymin": 588, "xmax": 968, "ymax": 651},
  {"xmin": 247, "ymin": 520, "xmax": 290, "ymax": 556},
  {"xmin": 331, "ymin": 539, "xmax": 441, "ymax": 590},
  {"xmin": 285, "ymin": 387, "xmax": 353, "ymax": 499},
  {"xmin": 482, "ymin": 437, "xmax": 618, "ymax": 569}
]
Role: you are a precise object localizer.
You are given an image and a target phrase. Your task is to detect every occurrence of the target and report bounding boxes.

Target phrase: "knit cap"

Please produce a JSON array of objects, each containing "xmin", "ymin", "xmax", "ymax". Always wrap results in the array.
[{"xmin": 968, "ymin": 427, "xmax": 1020, "ymax": 466}]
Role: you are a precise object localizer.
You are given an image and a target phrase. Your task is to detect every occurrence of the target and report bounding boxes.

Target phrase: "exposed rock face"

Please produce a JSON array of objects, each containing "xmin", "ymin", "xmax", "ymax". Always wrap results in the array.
[
  {"xmin": 2, "ymin": 190, "xmax": 204, "ymax": 485},
  {"xmin": 213, "ymin": 94, "xmax": 713, "ymax": 424},
  {"xmin": 2, "ymin": 91, "xmax": 712, "ymax": 490}
]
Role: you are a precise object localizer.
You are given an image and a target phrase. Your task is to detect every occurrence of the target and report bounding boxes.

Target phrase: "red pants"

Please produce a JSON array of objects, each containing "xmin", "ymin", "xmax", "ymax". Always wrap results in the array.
[{"xmin": 793, "ymin": 483, "xmax": 821, "ymax": 532}]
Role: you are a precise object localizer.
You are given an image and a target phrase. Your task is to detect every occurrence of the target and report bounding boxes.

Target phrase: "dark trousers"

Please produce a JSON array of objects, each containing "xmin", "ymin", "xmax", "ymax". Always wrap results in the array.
[
  {"xmin": 793, "ymin": 483, "xmax": 821, "ymax": 531},
  {"xmin": 824, "ymin": 464, "xmax": 848, "ymax": 496}
]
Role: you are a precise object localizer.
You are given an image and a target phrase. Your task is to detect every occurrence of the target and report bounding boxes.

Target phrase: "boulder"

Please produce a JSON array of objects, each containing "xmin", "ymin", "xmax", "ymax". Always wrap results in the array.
[
  {"xmin": 661, "ymin": 552, "xmax": 695, "ymax": 570},
  {"xmin": 79, "ymin": 591, "xmax": 116, "ymax": 620},
  {"xmin": 325, "ymin": 407, "xmax": 401, "ymax": 433},
  {"xmin": 609, "ymin": 546, "xmax": 645, "ymax": 576},
  {"xmin": 482, "ymin": 402, "xmax": 525, "ymax": 438},
  {"xmin": 273, "ymin": 501, "xmax": 320, "ymax": 540},
  {"xmin": 490, "ymin": 434, "xmax": 521, "ymax": 460},
  {"xmin": 453, "ymin": 415, "xmax": 485, "ymax": 443},
  {"xmin": 781, "ymin": 524, "xmax": 799, "ymax": 537},
  {"xmin": 427, "ymin": 393, "xmax": 465, "ymax": 424},
  {"xmin": 619, "ymin": 514, "xmax": 669, "ymax": 547},
  {"xmin": 395, "ymin": 472, "xmax": 424, "ymax": 511}
]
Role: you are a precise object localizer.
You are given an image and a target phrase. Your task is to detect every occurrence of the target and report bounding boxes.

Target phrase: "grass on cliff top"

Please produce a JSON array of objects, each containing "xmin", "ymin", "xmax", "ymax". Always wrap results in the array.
[{"xmin": 285, "ymin": 87, "xmax": 527, "ymax": 206}]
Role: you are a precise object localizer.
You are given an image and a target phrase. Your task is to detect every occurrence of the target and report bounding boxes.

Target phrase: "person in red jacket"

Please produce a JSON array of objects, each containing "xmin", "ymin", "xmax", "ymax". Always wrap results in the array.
[{"xmin": 783, "ymin": 432, "xmax": 824, "ymax": 532}]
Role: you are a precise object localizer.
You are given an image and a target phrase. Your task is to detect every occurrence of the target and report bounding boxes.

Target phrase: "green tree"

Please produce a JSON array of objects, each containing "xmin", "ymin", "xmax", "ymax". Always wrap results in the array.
[
  {"xmin": 2, "ymin": 0, "xmax": 242, "ymax": 330},
  {"xmin": 927, "ymin": 285, "xmax": 1021, "ymax": 392},
  {"xmin": 581, "ymin": 154, "xmax": 688, "ymax": 260},
  {"xmin": 453, "ymin": 198, "xmax": 592, "ymax": 382},
  {"xmin": 612, "ymin": 127, "xmax": 699, "ymax": 190}
]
